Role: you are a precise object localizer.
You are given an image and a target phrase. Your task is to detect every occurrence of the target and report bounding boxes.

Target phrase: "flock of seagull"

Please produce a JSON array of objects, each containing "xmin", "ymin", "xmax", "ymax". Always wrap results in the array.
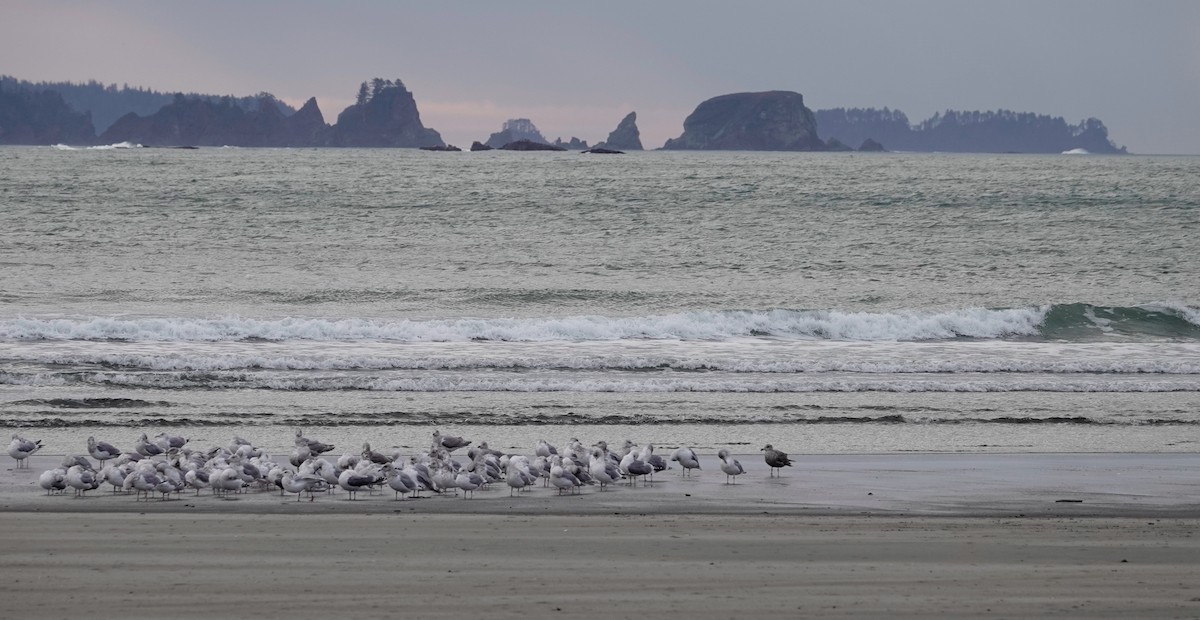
[{"xmin": 8, "ymin": 431, "xmax": 795, "ymax": 502}]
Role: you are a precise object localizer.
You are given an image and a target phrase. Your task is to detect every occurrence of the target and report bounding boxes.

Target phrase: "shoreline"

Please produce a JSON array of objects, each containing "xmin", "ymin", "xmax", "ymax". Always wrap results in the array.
[{"xmin": 6, "ymin": 452, "xmax": 1198, "ymax": 518}]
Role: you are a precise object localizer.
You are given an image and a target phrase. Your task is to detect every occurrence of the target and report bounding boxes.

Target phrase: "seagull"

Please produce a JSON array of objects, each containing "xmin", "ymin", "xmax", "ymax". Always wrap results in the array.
[
  {"xmin": 385, "ymin": 467, "xmax": 417, "ymax": 500},
  {"xmin": 295, "ymin": 429, "xmax": 335, "ymax": 455},
  {"xmin": 619, "ymin": 451, "xmax": 653, "ymax": 487},
  {"xmin": 8, "ymin": 434, "xmax": 43, "ymax": 468},
  {"xmin": 433, "ymin": 430, "xmax": 472, "ymax": 452},
  {"xmin": 549, "ymin": 463, "xmax": 582, "ymax": 495},
  {"xmin": 455, "ymin": 470, "xmax": 485, "ymax": 499},
  {"xmin": 362, "ymin": 443, "xmax": 393, "ymax": 466},
  {"xmin": 154, "ymin": 432, "xmax": 188, "ymax": 450},
  {"xmin": 761, "ymin": 444, "xmax": 793, "ymax": 477},
  {"xmin": 717, "ymin": 449, "xmax": 745, "ymax": 484},
  {"xmin": 281, "ymin": 472, "xmax": 327, "ymax": 502},
  {"xmin": 671, "ymin": 446, "xmax": 701, "ymax": 477},
  {"xmin": 337, "ymin": 468, "xmax": 377, "ymax": 500},
  {"xmin": 535, "ymin": 439, "xmax": 559, "ymax": 458},
  {"xmin": 39, "ymin": 468, "xmax": 67, "ymax": 494},
  {"xmin": 65, "ymin": 465, "xmax": 100, "ymax": 497},
  {"xmin": 87, "ymin": 436, "xmax": 122, "ymax": 466},
  {"xmin": 505, "ymin": 462, "xmax": 529, "ymax": 496},
  {"xmin": 184, "ymin": 468, "xmax": 211, "ymax": 495},
  {"xmin": 134, "ymin": 433, "xmax": 164, "ymax": 458},
  {"xmin": 589, "ymin": 447, "xmax": 622, "ymax": 490}
]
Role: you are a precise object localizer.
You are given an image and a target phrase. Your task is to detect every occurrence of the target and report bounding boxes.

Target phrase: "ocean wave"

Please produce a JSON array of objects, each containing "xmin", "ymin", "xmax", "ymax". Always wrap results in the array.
[
  {"xmin": 4, "ymin": 412, "xmax": 1198, "ymax": 429},
  {"xmin": 3, "ymin": 304, "xmax": 1196, "ymax": 343},
  {"xmin": 11, "ymin": 351, "xmax": 1200, "ymax": 374},
  {"xmin": 1, "ymin": 371, "xmax": 1196, "ymax": 393}
]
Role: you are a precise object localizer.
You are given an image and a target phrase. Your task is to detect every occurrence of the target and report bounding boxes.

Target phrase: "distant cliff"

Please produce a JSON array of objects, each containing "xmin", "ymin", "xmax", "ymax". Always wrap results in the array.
[
  {"xmin": 815, "ymin": 107, "xmax": 1127, "ymax": 154},
  {"xmin": 95, "ymin": 78, "xmax": 445, "ymax": 148},
  {"xmin": 0, "ymin": 85, "xmax": 96, "ymax": 145},
  {"xmin": 331, "ymin": 79, "xmax": 443, "ymax": 148},
  {"xmin": 594, "ymin": 111, "xmax": 643, "ymax": 151},
  {"xmin": 1, "ymin": 75, "xmax": 296, "ymax": 134},
  {"xmin": 101, "ymin": 94, "xmax": 328, "ymax": 147},
  {"xmin": 663, "ymin": 91, "xmax": 824, "ymax": 151}
]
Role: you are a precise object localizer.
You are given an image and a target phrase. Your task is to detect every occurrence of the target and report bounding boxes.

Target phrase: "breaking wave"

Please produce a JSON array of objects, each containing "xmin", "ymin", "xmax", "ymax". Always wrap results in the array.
[{"xmin": 2, "ymin": 303, "xmax": 1197, "ymax": 343}]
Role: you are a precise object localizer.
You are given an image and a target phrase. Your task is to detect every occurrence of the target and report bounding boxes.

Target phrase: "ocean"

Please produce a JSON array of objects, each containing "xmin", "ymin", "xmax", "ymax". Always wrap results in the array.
[{"xmin": 2, "ymin": 146, "xmax": 1198, "ymax": 455}]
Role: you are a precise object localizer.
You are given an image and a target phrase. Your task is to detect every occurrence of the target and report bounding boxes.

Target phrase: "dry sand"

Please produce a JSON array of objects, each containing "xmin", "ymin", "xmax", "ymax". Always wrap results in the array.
[{"xmin": 3, "ymin": 453, "xmax": 1200, "ymax": 618}]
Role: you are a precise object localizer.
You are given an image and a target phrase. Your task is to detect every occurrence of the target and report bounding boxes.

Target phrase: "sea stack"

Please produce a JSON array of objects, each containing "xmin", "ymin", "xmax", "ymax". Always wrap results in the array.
[
  {"xmin": 662, "ymin": 91, "xmax": 823, "ymax": 151},
  {"xmin": 593, "ymin": 111, "xmax": 643, "ymax": 151}
]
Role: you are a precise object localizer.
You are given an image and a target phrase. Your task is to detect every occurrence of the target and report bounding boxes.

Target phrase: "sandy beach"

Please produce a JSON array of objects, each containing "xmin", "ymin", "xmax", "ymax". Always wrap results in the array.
[{"xmin": 4, "ymin": 452, "xmax": 1199, "ymax": 618}]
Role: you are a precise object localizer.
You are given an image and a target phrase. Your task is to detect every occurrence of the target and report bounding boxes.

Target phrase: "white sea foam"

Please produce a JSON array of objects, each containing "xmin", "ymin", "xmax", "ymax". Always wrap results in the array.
[
  {"xmin": 1062, "ymin": 148, "xmax": 1090, "ymax": 155},
  {"xmin": 51, "ymin": 144, "xmax": 79, "ymax": 151},
  {"xmin": 88, "ymin": 141, "xmax": 142, "ymax": 150},
  {"xmin": 0, "ymin": 307, "xmax": 1050, "ymax": 343}
]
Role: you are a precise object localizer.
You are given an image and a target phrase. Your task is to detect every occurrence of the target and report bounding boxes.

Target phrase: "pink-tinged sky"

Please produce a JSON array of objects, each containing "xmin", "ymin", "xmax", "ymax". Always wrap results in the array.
[{"xmin": 3, "ymin": 1, "xmax": 1198, "ymax": 153}]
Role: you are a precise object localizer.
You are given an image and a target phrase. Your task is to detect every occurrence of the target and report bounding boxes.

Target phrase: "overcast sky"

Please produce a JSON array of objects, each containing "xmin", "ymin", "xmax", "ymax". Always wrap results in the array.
[{"xmin": 4, "ymin": 1, "xmax": 1198, "ymax": 153}]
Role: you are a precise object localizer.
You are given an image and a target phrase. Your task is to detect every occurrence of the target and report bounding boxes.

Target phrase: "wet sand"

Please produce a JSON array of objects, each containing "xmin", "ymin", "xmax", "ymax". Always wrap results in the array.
[{"xmin": 3, "ymin": 453, "xmax": 1200, "ymax": 618}]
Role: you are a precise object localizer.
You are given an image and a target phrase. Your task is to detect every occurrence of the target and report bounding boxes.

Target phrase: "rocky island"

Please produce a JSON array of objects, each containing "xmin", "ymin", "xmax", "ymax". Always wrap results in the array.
[
  {"xmin": 593, "ymin": 111, "xmax": 643, "ymax": 151},
  {"xmin": 662, "ymin": 91, "xmax": 825, "ymax": 151}
]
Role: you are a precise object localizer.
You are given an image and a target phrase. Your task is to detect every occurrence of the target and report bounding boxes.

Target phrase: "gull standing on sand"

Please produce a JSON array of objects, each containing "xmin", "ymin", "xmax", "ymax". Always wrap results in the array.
[
  {"xmin": 295, "ymin": 429, "xmax": 335, "ymax": 455},
  {"xmin": 433, "ymin": 430, "xmax": 472, "ymax": 452},
  {"xmin": 589, "ymin": 447, "xmax": 622, "ymax": 490},
  {"xmin": 8, "ymin": 434, "xmax": 43, "ymax": 468},
  {"xmin": 717, "ymin": 449, "xmax": 745, "ymax": 484},
  {"xmin": 456, "ymin": 469, "xmax": 485, "ymax": 498},
  {"xmin": 761, "ymin": 444, "xmax": 793, "ymax": 477},
  {"xmin": 281, "ymin": 472, "xmax": 326, "ymax": 502},
  {"xmin": 87, "ymin": 436, "xmax": 122, "ymax": 467},
  {"xmin": 671, "ymin": 446, "xmax": 701, "ymax": 477},
  {"xmin": 39, "ymin": 467, "xmax": 67, "ymax": 494},
  {"xmin": 337, "ymin": 468, "xmax": 377, "ymax": 500},
  {"xmin": 362, "ymin": 442, "xmax": 393, "ymax": 465},
  {"xmin": 134, "ymin": 433, "xmax": 164, "ymax": 458},
  {"xmin": 65, "ymin": 465, "xmax": 100, "ymax": 497}
]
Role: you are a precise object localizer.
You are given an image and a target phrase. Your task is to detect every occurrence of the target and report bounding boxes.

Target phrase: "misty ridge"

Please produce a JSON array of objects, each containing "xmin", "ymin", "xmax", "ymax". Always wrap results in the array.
[{"xmin": 0, "ymin": 75, "xmax": 1126, "ymax": 154}]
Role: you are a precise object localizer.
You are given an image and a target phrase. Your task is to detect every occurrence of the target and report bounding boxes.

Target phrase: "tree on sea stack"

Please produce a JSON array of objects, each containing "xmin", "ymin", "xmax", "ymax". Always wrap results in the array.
[{"xmin": 332, "ymin": 77, "xmax": 445, "ymax": 148}]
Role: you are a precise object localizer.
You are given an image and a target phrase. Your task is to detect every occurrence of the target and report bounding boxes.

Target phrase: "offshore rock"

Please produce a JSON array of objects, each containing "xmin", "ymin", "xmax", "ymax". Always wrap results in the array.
[
  {"xmin": 583, "ymin": 147, "xmax": 624, "ymax": 154},
  {"xmin": 553, "ymin": 136, "xmax": 589, "ymax": 150},
  {"xmin": 858, "ymin": 138, "xmax": 886, "ymax": 152},
  {"xmin": 332, "ymin": 81, "xmax": 443, "ymax": 148},
  {"xmin": 420, "ymin": 144, "xmax": 462, "ymax": 151},
  {"xmin": 662, "ymin": 91, "xmax": 823, "ymax": 151},
  {"xmin": 470, "ymin": 141, "xmax": 493, "ymax": 151},
  {"xmin": 485, "ymin": 118, "xmax": 548, "ymax": 148},
  {"xmin": 594, "ymin": 111, "xmax": 643, "ymax": 151}
]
